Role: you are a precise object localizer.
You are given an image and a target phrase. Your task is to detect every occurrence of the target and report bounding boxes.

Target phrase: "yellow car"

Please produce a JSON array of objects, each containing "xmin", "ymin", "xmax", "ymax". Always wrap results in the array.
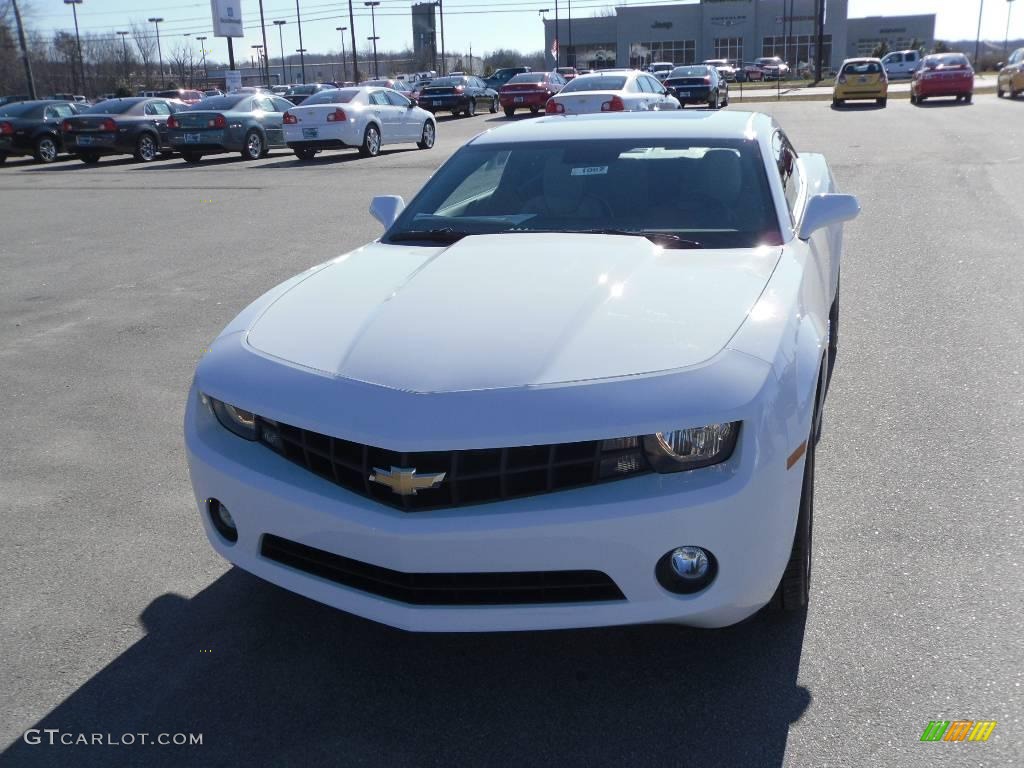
[
  {"xmin": 997, "ymin": 46, "xmax": 1024, "ymax": 99},
  {"xmin": 833, "ymin": 58, "xmax": 888, "ymax": 107}
]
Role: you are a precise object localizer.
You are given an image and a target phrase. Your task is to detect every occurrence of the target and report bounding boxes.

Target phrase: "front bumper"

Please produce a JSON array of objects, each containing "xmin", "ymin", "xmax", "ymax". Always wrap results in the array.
[{"xmin": 184, "ymin": 367, "xmax": 804, "ymax": 632}]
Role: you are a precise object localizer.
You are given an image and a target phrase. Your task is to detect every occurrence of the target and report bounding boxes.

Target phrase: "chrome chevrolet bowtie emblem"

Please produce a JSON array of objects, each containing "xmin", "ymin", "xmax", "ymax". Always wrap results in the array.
[{"xmin": 369, "ymin": 466, "xmax": 446, "ymax": 496}]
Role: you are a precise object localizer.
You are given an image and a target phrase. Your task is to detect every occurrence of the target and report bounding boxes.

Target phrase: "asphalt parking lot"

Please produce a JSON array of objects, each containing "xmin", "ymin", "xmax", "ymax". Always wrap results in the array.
[{"xmin": 1, "ymin": 96, "xmax": 1022, "ymax": 767}]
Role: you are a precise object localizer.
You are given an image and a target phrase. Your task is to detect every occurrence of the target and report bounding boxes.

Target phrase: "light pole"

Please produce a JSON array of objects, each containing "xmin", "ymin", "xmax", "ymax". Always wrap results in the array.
[
  {"xmin": 436, "ymin": 0, "xmax": 448, "ymax": 75},
  {"xmin": 554, "ymin": 0, "xmax": 559, "ymax": 68},
  {"xmin": 273, "ymin": 21, "xmax": 287, "ymax": 86},
  {"xmin": 365, "ymin": 2, "xmax": 380, "ymax": 79},
  {"xmin": 336, "ymin": 26, "xmax": 348, "ymax": 83},
  {"xmin": 1006, "ymin": 0, "xmax": 1017, "ymax": 62},
  {"xmin": 295, "ymin": 0, "xmax": 307, "ymax": 83},
  {"xmin": 117, "ymin": 30, "xmax": 130, "ymax": 83},
  {"xmin": 197, "ymin": 36, "xmax": 208, "ymax": 84},
  {"xmin": 10, "ymin": 0, "xmax": 36, "ymax": 99},
  {"xmin": 149, "ymin": 17, "xmax": 165, "ymax": 86},
  {"xmin": 348, "ymin": 0, "xmax": 359, "ymax": 83},
  {"xmin": 64, "ymin": 0, "xmax": 86, "ymax": 95},
  {"xmin": 256, "ymin": 0, "xmax": 271, "ymax": 86},
  {"xmin": 252, "ymin": 44, "xmax": 265, "ymax": 85},
  {"xmin": 974, "ymin": 0, "xmax": 985, "ymax": 68}
]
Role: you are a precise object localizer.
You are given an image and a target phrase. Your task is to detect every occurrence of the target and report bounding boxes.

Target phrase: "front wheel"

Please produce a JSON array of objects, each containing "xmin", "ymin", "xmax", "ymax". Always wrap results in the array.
[
  {"xmin": 416, "ymin": 121, "xmax": 435, "ymax": 150},
  {"xmin": 489, "ymin": 97, "xmax": 498, "ymax": 113},
  {"xmin": 359, "ymin": 124, "xmax": 381, "ymax": 157},
  {"xmin": 133, "ymin": 133, "xmax": 158, "ymax": 162},
  {"xmin": 768, "ymin": 395, "xmax": 817, "ymax": 612},
  {"xmin": 294, "ymin": 147, "xmax": 317, "ymax": 160},
  {"xmin": 241, "ymin": 129, "xmax": 263, "ymax": 160},
  {"xmin": 34, "ymin": 135, "xmax": 59, "ymax": 163}
]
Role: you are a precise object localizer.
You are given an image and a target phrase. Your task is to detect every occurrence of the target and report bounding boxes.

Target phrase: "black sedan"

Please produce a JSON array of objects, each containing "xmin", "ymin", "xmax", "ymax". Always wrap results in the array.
[
  {"xmin": 166, "ymin": 93, "xmax": 294, "ymax": 162},
  {"xmin": 418, "ymin": 76, "xmax": 498, "ymax": 117},
  {"xmin": 662, "ymin": 65, "xmax": 729, "ymax": 109},
  {"xmin": 61, "ymin": 97, "xmax": 187, "ymax": 164},
  {"xmin": 0, "ymin": 100, "xmax": 87, "ymax": 164},
  {"xmin": 284, "ymin": 84, "xmax": 336, "ymax": 105}
]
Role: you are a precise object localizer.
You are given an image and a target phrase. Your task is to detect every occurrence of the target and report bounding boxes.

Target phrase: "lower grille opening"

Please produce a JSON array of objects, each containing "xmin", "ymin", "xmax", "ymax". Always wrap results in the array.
[{"xmin": 261, "ymin": 534, "xmax": 626, "ymax": 606}]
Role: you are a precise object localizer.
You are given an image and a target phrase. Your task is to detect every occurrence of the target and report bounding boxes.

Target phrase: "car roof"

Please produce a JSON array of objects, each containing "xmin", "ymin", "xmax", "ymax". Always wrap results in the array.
[
  {"xmin": 841, "ymin": 57, "xmax": 882, "ymax": 64},
  {"xmin": 469, "ymin": 111, "xmax": 769, "ymax": 145}
]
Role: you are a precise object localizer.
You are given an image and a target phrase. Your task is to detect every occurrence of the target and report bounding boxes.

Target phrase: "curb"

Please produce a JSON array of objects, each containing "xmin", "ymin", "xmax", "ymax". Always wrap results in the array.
[{"xmin": 731, "ymin": 85, "xmax": 998, "ymax": 104}]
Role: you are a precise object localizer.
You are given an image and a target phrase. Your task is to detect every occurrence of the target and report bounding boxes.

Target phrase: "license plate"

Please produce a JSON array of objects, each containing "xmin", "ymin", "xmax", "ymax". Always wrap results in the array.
[
  {"xmin": 77, "ymin": 135, "xmax": 92, "ymax": 145},
  {"xmin": 514, "ymin": 96, "xmax": 524, "ymax": 103},
  {"xmin": 185, "ymin": 133, "xmax": 201, "ymax": 143},
  {"xmin": 677, "ymin": 91, "xmax": 690, "ymax": 97},
  {"xmin": 302, "ymin": 127, "xmax": 318, "ymax": 139},
  {"xmin": 858, "ymin": 76, "xmax": 867, "ymax": 83}
]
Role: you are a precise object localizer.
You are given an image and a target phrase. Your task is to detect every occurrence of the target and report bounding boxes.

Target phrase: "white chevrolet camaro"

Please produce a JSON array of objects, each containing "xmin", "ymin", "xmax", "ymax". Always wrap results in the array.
[
  {"xmin": 185, "ymin": 111, "xmax": 859, "ymax": 632},
  {"xmin": 282, "ymin": 86, "xmax": 436, "ymax": 160}
]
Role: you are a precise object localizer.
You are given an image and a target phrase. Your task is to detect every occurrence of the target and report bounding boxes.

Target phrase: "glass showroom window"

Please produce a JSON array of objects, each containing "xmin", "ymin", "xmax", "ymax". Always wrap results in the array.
[
  {"xmin": 714, "ymin": 37, "xmax": 743, "ymax": 62},
  {"xmin": 629, "ymin": 40, "xmax": 696, "ymax": 68},
  {"xmin": 567, "ymin": 43, "xmax": 618, "ymax": 70},
  {"xmin": 762, "ymin": 34, "xmax": 832, "ymax": 67}
]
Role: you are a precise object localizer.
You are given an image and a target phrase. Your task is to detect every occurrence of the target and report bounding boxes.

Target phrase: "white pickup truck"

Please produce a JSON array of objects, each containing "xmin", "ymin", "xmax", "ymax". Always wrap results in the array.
[{"xmin": 881, "ymin": 50, "xmax": 922, "ymax": 78}]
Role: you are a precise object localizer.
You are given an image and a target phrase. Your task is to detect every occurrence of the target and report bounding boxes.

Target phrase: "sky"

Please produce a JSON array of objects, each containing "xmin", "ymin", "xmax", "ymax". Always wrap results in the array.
[{"xmin": 19, "ymin": 0, "xmax": 1024, "ymax": 66}]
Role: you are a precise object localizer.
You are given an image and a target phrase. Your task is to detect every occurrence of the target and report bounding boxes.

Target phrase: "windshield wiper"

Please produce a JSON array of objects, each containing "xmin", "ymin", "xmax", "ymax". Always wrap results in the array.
[
  {"xmin": 564, "ymin": 228, "xmax": 703, "ymax": 249},
  {"xmin": 387, "ymin": 227, "xmax": 470, "ymax": 244}
]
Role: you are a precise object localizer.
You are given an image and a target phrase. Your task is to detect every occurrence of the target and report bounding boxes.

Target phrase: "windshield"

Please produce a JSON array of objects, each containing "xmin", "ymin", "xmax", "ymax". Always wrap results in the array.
[
  {"xmin": 0, "ymin": 102, "xmax": 41, "ymax": 117},
  {"xmin": 842, "ymin": 61, "xmax": 882, "ymax": 75},
  {"xmin": 191, "ymin": 95, "xmax": 249, "ymax": 110},
  {"xmin": 385, "ymin": 139, "xmax": 781, "ymax": 249},
  {"xmin": 304, "ymin": 88, "xmax": 359, "ymax": 105},
  {"xmin": 924, "ymin": 54, "xmax": 969, "ymax": 68},
  {"xmin": 508, "ymin": 74, "xmax": 547, "ymax": 84},
  {"xmin": 287, "ymin": 85, "xmax": 319, "ymax": 95},
  {"xmin": 86, "ymin": 99, "xmax": 140, "ymax": 114},
  {"xmin": 424, "ymin": 77, "xmax": 466, "ymax": 88},
  {"xmin": 561, "ymin": 75, "xmax": 627, "ymax": 93},
  {"xmin": 669, "ymin": 67, "xmax": 708, "ymax": 78}
]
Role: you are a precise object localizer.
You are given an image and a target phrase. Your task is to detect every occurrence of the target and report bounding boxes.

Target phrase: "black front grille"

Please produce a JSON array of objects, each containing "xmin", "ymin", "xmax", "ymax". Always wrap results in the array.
[
  {"xmin": 258, "ymin": 418, "xmax": 650, "ymax": 511},
  {"xmin": 261, "ymin": 534, "xmax": 626, "ymax": 605}
]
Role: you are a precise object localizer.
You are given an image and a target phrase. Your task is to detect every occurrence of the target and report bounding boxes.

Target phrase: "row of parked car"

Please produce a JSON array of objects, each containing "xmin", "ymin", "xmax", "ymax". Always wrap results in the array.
[{"xmin": 0, "ymin": 85, "xmax": 440, "ymax": 165}]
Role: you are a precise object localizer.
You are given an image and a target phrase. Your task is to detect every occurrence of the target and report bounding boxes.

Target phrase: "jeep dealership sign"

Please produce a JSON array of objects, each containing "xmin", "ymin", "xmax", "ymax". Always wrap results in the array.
[{"xmin": 211, "ymin": 0, "xmax": 244, "ymax": 38}]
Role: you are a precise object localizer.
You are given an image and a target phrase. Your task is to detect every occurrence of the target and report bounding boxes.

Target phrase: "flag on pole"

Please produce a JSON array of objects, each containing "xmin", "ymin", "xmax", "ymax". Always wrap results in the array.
[{"xmin": 551, "ymin": 39, "xmax": 559, "ymax": 60}]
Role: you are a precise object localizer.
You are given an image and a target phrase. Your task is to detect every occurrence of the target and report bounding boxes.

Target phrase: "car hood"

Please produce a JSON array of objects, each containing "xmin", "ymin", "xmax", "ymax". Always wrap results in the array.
[{"xmin": 245, "ymin": 234, "xmax": 782, "ymax": 393}]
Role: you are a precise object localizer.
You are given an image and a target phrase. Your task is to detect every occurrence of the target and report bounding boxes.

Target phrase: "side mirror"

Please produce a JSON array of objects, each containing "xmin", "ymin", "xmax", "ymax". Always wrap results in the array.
[
  {"xmin": 996, "ymin": 61, "xmax": 1004, "ymax": 69},
  {"xmin": 408, "ymin": 98, "xmax": 418, "ymax": 107},
  {"xmin": 798, "ymin": 193, "xmax": 860, "ymax": 240},
  {"xmin": 369, "ymin": 195, "xmax": 405, "ymax": 229}
]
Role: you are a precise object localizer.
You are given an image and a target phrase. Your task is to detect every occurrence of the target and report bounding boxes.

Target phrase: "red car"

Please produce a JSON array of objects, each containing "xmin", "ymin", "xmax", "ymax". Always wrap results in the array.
[
  {"xmin": 910, "ymin": 52, "xmax": 974, "ymax": 104},
  {"xmin": 499, "ymin": 72, "xmax": 567, "ymax": 117}
]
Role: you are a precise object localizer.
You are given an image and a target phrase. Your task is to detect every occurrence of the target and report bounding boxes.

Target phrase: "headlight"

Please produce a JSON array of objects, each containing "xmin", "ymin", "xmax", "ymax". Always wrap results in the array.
[
  {"xmin": 202, "ymin": 394, "xmax": 257, "ymax": 440},
  {"xmin": 642, "ymin": 422, "xmax": 740, "ymax": 473}
]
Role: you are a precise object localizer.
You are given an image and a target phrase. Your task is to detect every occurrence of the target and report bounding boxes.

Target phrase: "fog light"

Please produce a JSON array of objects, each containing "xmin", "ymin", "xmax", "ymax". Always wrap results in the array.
[
  {"xmin": 207, "ymin": 498, "xmax": 238, "ymax": 543},
  {"xmin": 656, "ymin": 546, "xmax": 717, "ymax": 594},
  {"xmin": 670, "ymin": 546, "xmax": 709, "ymax": 579}
]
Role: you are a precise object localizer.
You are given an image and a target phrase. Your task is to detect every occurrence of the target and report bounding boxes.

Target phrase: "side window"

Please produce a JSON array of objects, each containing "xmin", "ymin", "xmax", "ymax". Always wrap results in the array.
[
  {"xmin": 55, "ymin": 104, "xmax": 75, "ymax": 118},
  {"xmin": 370, "ymin": 91, "xmax": 390, "ymax": 106},
  {"xmin": 772, "ymin": 131, "xmax": 802, "ymax": 221},
  {"xmin": 44, "ymin": 107, "xmax": 60, "ymax": 119},
  {"xmin": 255, "ymin": 97, "xmax": 276, "ymax": 112},
  {"xmin": 628, "ymin": 77, "xmax": 645, "ymax": 93},
  {"xmin": 385, "ymin": 90, "xmax": 410, "ymax": 107},
  {"xmin": 272, "ymin": 97, "xmax": 293, "ymax": 112},
  {"xmin": 149, "ymin": 101, "xmax": 171, "ymax": 116}
]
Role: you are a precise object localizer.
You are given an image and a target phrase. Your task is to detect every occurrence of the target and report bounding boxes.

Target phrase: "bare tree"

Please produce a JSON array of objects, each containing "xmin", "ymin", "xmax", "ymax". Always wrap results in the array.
[{"xmin": 130, "ymin": 19, "xmax": 155, "ymax": 87}]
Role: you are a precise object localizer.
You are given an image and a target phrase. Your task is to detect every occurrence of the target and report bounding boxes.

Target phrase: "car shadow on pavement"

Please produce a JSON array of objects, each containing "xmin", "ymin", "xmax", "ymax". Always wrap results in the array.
[
  {"xmin": 2, "ymin": 568, "xmax": 810, "ymax": 767},
  {"xmin": 911, "ymin": 100, "xmax": 972, "ymax": 108},
  {"xmin": 18, "ymin": 156, "xmax": 147, "ymax": 171}
]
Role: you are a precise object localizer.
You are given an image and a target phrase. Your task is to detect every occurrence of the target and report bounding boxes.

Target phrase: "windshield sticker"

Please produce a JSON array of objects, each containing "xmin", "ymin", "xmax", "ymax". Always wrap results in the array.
[{"xmin": 570, "ymin": 166, "xmax": 609, "ymax": 176}]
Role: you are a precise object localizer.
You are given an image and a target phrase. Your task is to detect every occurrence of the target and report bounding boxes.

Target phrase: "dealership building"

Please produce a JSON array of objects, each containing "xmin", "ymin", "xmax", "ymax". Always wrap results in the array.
[{"xmin": 542, "ymin": 0, "xmax": 935, "ymax": 73}]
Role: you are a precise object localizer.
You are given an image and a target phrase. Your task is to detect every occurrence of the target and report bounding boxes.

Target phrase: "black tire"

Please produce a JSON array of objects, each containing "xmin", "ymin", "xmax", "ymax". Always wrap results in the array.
[
  {"xmin": 722, "ymin": 92, "xmax": 729, "ymax": 107},
  {"xmin": 489, "ymin": 96, "xmax": 498, "ymax": 113},
  {"xmin": 877, "ymin": 97, "xmax": 887, "ymax": 107},
  {"xmin": 909, "ymin": 93, "xmax": 917, "ymax": 104},
  {"xmin": 294, "ymin": 148, "xmax": 317, "ymax": 160},
  {"xmin": 34, "ymin": 135, "xmax": 59, "ymax": 164},
  {"xmin": 997, "ymin": 87, "xmax": 1004, "ymax": 98},
  {"xmin": 825, "ymin": 281, "xmax": 839, "ymax": 402},
  {"xmin": 504, "ymin": 107, "xmax": 515, "ymax": 118},
  {"xmin": 832, "ymin": 98, "xmax": 842, "ymax": 107},
  {"xmin": 466, "ymin": 99, "xmax": 476, "ymax": 117},
  {"xmin": 416, "ymin": 120, "xmax": 435, "ymax": 150},
  {"xmin": 359, "ymin": 124, "xmax": 381, "ymax": 157},
  {"xmin": 133, "ymin": 132, "xmax": 158, "ymax": 162},
  {"xmin": 529, "ymin": 105, "xmax": 540, "ymax": 114},
  {"xmin": 964, "ymin": 93, "xmax": 972, "ymax": 104},
  {"xmin": 182, "ymin": 152, "xmax": 202, "ymax": 164},
  {"xmin": 768, "ymin": 384, "xmax": 818, "ymax": 612},
  {"xmin": 79, "ymin": 152, "xmax": 100, "ymax": 165},
  {"xmin": 241, "ymin": 129, "xmax": 263, "ymax": 160},
  {"xmin": 918, "ymin": 95, "xmax": 926, "ymax": 103},
  {"xmin": 0, "ymin": 153, "xmax": 7, "ymax": 164}
]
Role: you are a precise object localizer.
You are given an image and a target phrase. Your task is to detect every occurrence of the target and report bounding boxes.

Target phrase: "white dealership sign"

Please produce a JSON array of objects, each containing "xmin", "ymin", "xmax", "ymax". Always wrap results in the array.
[{"xmin": 211, "ymin": 0, "xmax": 245, "ymax": 38}]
